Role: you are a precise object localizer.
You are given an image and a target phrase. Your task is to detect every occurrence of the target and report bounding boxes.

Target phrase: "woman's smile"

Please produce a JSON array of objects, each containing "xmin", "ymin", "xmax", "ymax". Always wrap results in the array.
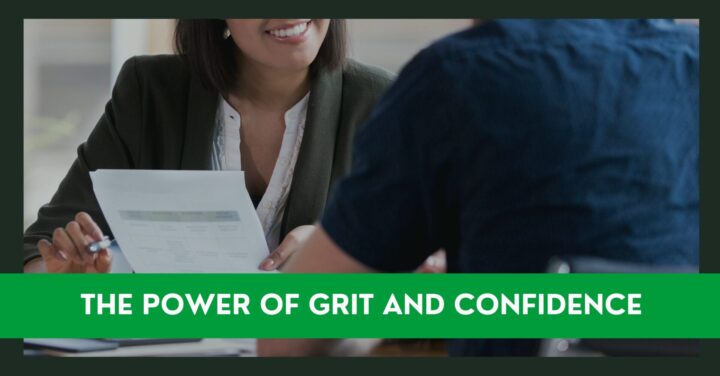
[
  {"xmin": 226, "ymin": 19, "xmax": 329, "ymax": 71},
  {"xmin": 265, "ymin": 20, "xmax": 312, "ymax": 44}
]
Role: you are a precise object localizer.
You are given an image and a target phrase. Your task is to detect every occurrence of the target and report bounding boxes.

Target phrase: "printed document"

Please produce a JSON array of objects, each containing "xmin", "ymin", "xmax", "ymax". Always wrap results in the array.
[{"xmin": 90, "ymin": 170, "xmax": 269, "ymax": 273}]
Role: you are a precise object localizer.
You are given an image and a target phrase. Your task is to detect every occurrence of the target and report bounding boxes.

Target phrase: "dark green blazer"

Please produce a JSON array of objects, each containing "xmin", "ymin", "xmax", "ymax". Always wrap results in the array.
[{"xmin": 23, "ymin": 55, "xmax": 393, "ymax": 263}]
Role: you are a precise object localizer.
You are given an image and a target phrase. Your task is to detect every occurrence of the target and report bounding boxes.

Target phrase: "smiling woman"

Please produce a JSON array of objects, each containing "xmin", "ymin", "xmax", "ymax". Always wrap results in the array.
[
  {"xmin": 23, "ymin": 18, "xmax": 394, "ymax": 274},
  {"xmin": 174, "ymin": 19, "xmax": 346, "ymax": 95}
]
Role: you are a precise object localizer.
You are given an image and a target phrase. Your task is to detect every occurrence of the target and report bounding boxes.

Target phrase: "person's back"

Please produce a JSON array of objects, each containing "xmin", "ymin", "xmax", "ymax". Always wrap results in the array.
[
  {"xmin": 427, "ymin": 19, "xmax": 700, "ymax": 273},
  {"xmin": 317, "ymin": 19, "xmax": 698, "ymax": 355}
]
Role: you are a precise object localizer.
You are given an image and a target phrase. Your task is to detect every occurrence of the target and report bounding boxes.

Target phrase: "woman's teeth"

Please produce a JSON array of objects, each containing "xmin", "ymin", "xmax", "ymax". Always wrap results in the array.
[{"xmin": 268, "ymin": 22, "xmax": 309, "ymax": 38}]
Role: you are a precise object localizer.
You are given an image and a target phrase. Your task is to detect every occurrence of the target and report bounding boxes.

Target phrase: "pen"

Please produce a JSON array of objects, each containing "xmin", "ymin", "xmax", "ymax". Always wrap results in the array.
[{"xmin": 87, "ymin": 236, "xmax": 116, "ymax": 253}]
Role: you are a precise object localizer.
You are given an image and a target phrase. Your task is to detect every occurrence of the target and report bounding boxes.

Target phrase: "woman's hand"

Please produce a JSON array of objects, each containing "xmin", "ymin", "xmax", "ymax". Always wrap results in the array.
[
  {"xmin": 35, "ymin": 212, "xmax": 113, "ymax": 273},
  {"xmin": 259, "ymin": 225, "xmax": 315, "ymax": 271}
]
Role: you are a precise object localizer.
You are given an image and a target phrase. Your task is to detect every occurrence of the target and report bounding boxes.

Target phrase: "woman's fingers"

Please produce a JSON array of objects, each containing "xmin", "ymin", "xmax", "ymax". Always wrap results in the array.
[
  {"xmin": 37, "ymin": 238, "xmax": 66, "ymax": 263},
  {"xmin": 75, "ymin": 212, "xmax": 104, "ymax": 242},
  {"xmin": 40, "ymin": 213, "xmax": 109, "ymax": 273},
  {"xmin": 260, "ymin": 225, "xmax": 315, "ymax": 270},
  {"xmin": 53, "ymin": 227, "xmax": 83, "ymax": 264},
  {"xmin": 259, "ymin": 225, "xmax": 315, "ymax": 271},
  {"xmin": 66, "ymin": 221, "xmax": 92, "ymax": 264},
  {"xmin": 260, "ymin": 241, "xmax": 295, "ymax": 271},
  {"xmin": 259, "ymin": 247, "xmax": 285, "ymax": 271},
  {"xmin": 93, "ymin": 248, "xmax": 113, "ymax": 273}
]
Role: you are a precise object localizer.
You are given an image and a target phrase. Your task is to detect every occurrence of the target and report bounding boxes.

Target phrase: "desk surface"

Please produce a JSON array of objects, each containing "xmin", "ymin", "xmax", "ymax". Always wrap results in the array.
[
  {"xmin": 27, "ymin": 339, "xmax": 447, "ymax": 357},
  {"xmin": 371, "ymin": 340, "xmax": 447, "ymax": 357},
  {"xmin": 29, "ymin": 339, "xmax": 255, "ymax": 357}
]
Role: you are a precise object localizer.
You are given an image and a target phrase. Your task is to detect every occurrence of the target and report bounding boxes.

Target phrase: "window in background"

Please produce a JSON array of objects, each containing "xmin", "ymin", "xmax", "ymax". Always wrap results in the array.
[
  {"xmin": 24, "ymin": 19, "xmax": 113, "ymax": 228},
  {"xmin": 347, "ymin": 19, "xmax": 469, "ymax": 73},
  {"xmin": 23, "ymin": 19, "xmax": 174, "ymax": 228}
]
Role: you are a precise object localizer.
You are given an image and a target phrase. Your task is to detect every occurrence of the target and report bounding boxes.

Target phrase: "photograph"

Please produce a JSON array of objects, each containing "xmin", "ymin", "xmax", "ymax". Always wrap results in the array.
[{"xmin": 18, "ymin": 18, "xmax": 700, "ymax": 358}]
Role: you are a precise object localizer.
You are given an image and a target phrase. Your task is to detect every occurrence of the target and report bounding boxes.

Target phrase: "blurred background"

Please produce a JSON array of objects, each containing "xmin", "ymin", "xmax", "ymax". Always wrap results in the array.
[{"xmin": 23, "ymin": 19, "xmax": 470, "ymax": 228}]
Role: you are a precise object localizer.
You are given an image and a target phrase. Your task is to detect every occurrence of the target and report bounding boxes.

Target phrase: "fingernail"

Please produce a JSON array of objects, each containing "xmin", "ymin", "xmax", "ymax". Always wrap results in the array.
[
  {"xmin": 260, "ymin": 259, "xmax": 275, "ymax": 270},
  {"xmin": 57, "ymin": 250, "xmax": 68, "ymax": 261}
]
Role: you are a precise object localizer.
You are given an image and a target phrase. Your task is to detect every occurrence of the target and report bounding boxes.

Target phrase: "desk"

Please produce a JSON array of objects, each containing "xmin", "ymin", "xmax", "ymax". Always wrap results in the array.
[
  {"xmin": 371, "ymin": 340, "xmax": 447, "ymax": 357},
  {"xmin": 27, "ymin": 339, "xmax": 255, "ymax": 357},
  {"xmin": 26, "ymin": 339, "xmax": 447, "ymax": 357}
]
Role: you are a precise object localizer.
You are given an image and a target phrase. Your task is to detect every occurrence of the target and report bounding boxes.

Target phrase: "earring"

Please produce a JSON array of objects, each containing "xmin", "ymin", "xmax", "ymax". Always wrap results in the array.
[{"xmin": 223, "ymin": 28, "xmax": 231, "ymax": 39}]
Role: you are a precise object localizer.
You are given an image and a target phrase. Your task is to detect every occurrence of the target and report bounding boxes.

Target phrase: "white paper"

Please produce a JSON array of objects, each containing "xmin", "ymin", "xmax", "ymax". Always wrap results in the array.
[{"xmin": 90, "ymin": 170, "xmax": 269, "ymax": 273}]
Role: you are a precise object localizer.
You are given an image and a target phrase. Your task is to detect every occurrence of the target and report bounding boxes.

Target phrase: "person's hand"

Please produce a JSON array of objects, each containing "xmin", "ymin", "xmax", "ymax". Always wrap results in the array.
[
  {"xmin": 36, "ymin": 212, "xmax": 113, "ymax": 273},
  {"xmin": 416, "ymin": 249, "xmax": 446, "ymax": 273},
  {"xmin": 259, "ymin": 225, "xmax": 315, "ymax": 271}
]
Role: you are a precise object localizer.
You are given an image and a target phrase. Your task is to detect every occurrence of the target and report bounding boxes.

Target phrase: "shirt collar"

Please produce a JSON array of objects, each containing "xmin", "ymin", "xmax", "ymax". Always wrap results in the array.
[
  {"xmin": 219, "ymin": 91, "xmax": 311, "ymax": 130},
  {"xmin": 284, "ymin": 92, "xmax": 310, "ymax": 131}
]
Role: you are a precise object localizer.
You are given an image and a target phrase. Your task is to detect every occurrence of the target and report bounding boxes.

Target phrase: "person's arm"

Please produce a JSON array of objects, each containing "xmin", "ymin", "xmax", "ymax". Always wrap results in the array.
[{"xmin": 256, "ymin": 225, "xmax": 371, "ymax": 356}]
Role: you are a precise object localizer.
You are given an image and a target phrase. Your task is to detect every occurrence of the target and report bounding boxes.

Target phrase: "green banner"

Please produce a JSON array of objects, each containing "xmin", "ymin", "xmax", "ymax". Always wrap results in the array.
[{"xmin": 0, "ymin": 273, "xmax": 717, "ymax": 338}]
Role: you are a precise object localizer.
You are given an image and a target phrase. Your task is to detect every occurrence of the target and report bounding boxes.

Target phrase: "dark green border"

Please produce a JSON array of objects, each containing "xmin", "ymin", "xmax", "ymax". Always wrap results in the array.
[{"xmin": 3, "ymin": 0, "xmax": 716, "ymax": 373}]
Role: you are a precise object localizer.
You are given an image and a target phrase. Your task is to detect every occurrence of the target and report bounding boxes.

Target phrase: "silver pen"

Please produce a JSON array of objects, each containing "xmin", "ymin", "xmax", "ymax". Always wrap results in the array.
[{"xmin": 87, "ymin": 236, "xmax": 116, "ymax": 253}]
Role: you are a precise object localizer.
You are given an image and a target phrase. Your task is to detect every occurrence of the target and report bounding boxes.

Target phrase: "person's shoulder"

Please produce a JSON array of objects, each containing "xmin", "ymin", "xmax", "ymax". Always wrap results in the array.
[
  {"xmin": 131, "ymin": 54, "xmax": 187, "ymax": 74},
  {"xmin": 394, "ymin": 26, "xmax": 496, "ymax": 80},
  {"xmin": 380, "ymin": 29, "xmax": 478, "ymax": 97},
  {"xmin": 341, "ymin": 59, "xmax": 395, "ymax": 98},
  {"xmin": 115, "ymin": 54, "xmax": 191, "ymax": 90}
]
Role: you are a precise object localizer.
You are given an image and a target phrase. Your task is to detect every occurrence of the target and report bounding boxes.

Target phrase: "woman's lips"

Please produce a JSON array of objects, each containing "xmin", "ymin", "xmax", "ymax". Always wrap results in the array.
[{"xmin": 265, "ymin": 20, "xmax": 312, "ymax": 43}]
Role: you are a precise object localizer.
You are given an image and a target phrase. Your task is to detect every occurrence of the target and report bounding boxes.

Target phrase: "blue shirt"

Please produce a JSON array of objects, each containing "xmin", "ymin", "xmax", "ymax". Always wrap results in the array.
[{"xmin": 321, "ymin": 20, "xmax": 699, "ymax": 355}]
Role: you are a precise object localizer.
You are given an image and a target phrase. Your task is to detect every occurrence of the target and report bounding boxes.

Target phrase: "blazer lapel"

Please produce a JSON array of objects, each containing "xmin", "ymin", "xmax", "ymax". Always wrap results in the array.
[
  {"xmin": 281, "ymin": 68, "xmax": 344, "ymax": 235},
  {"xmin": 181, "ymin": 76, "xmax": 219, "ymax": 170}
]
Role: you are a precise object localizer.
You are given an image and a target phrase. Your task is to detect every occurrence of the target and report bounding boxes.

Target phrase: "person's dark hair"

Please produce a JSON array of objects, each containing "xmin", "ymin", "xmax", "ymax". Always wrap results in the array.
[{"xmin": 174, "ymin": 19, "xmax": 347, "ymax": 94}]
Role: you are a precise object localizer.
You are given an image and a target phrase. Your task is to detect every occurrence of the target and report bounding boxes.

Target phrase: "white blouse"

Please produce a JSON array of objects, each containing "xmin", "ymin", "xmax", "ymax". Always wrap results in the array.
[{"xmin": 210, "ymin": 93, "xmax": 309, "ymax": 251}]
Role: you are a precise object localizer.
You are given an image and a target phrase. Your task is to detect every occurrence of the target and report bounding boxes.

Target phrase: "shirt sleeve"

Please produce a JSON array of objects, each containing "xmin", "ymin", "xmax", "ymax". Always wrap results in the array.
[{"xmin": 321, "ymin": 50, "xmax": 450, "ymax": 272}]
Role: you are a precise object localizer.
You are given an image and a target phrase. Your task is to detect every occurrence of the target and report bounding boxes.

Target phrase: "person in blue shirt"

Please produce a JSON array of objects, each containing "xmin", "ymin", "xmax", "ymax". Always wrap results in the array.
[{"xmin": 257, "ymin": 19, "xmax": 699, "ymax": 356}]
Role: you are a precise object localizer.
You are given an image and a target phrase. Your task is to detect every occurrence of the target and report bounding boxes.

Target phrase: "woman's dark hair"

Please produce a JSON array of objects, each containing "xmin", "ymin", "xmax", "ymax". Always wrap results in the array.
[{"xmin": 174, "ymin": 19, "xmax": 347, "ymax": 94}]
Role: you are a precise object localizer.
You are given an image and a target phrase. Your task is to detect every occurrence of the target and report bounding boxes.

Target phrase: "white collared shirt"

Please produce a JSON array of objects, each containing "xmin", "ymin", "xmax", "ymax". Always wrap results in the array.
[{"xmin": 211, "ymin": 93, "xmax": 309, "ymax": 251}]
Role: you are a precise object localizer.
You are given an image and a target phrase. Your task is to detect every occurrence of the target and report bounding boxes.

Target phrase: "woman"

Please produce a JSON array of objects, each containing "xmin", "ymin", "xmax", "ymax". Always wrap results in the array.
[{"xmin": 23, "ymin": 19, "xmax": 394, "ymax": 273}]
